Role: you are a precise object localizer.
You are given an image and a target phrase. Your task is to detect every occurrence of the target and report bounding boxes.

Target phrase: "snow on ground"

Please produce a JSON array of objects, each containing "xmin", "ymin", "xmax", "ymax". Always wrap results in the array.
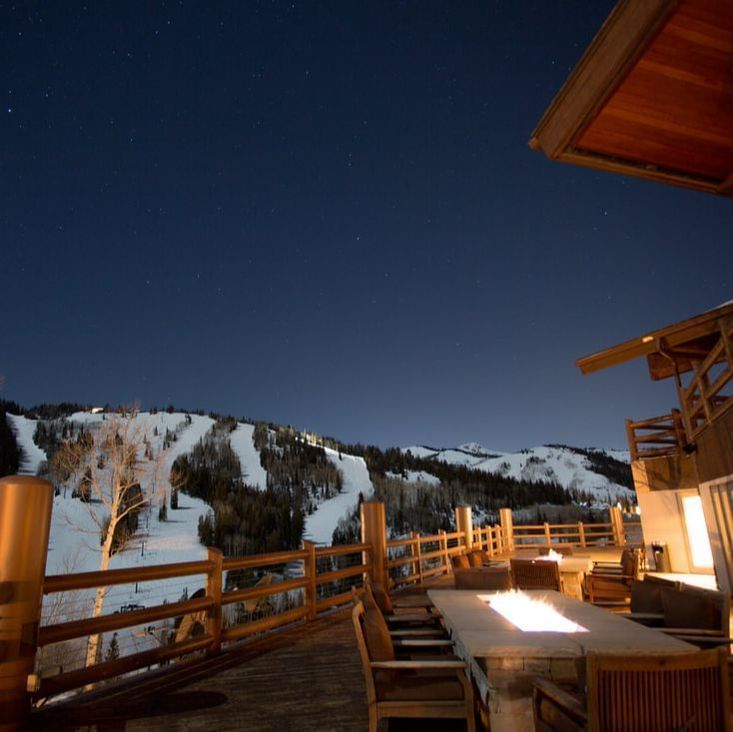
[
  {"xmin": 16, "ymin": 412, "xmax": 216, "ymax": 607},
  {"xmin": 386, "ymin": 469, "xmax": 441, "ymax": 486},
  {"xmin": 229, "ymin": 422, "xmax": 268, "ymax": 490},
  {"xmin": 403, "ymin": 443, "xmax": 633, "ymax": 504},
  {"xmin": 6, "ymin": 413, "xmax": 47, "ymax": 474},
  {"xmin": 304, "ymin": 445, "xmax": 373, "ymax": 545}
]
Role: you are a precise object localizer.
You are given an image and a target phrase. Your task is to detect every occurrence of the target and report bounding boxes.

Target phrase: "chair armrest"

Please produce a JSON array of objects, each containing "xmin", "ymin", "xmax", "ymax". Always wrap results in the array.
[
  {"xmin": 667, "ymin": 634, "xmax": 733, "ymax": 646},
  {"xmin": 533, "ymin": 677, "xmax": 587, "ymax": 721},
  {"xmin": 588, "ymin": 572, "xmax": 634, "ymax": 581},
  {"xmin": 659, "ymin": 628, "xmax": 727, "ymax": 637},
  {"xmin": 371, "ymin": 659, "xmax": 467, "ymax": 670},
  {"xmin": 393, "ymin": 639, "xmax": 454, "ymax": 648},
  {"xmin": 625, "ymin": 612, "xmax": 664, "ymax": 622},
  {"xmin": 386, "ymin": 613, "xmax": 439, "ymax": 623},
  {"xmin": 389, "ymin": 628, "xmax": 444, "ymax": 637}
]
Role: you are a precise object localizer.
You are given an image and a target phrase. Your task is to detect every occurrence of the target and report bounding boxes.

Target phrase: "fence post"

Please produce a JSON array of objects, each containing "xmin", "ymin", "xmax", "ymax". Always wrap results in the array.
[
  {"xmin": 609, "ymin": 506, "xmax": 626, "ymax": 547},
  {"xmin": 543, "ymin": 522, "xmax": 552, "ymax": 547},
  {"xmin": 360, "ymin": 501, "xmax": 388, "ymax": 589},
  {"xmin": 455, "ymin": 505, "xmax": 473, "ymax": 553},
  {"xmin": 440, "ymin": 530, "xmax": 450, "ymax": 574},
  {"xmin": 499, "ymin": 508, "xmax": 514, "ymax": 552},
  {"xmin": 0, "ymin": 476, "xmax": 54, "ymax": 732},
  {"xmin": 205, "ymin": 548, "xmax": 223, "ymax": 655},
  {"xmin": 412, "ymin": 532, "xmax": 423, "ymax": 584},
  {"xmin": 578, "ymin": 521, "xmax": 586, "ymax": 548},
  {"xmin": 303, "ymin": 540, "xmax": 317, "ymax": 621},
  {"xmin": 486, "ymin": 527, "xmax": 495, "ymax": 557}
]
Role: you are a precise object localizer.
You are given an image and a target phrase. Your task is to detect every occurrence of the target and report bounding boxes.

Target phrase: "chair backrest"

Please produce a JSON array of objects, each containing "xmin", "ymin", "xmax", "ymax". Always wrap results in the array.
[
  {"xmin": 452, "ymin": 553, "xmax": 471, "ymax": 570},
  {"xmin": 467, "ymin": 550, "xmax": 485, "ymax": 568},
  {"xmin": 454, "ymin": 567, "xmax": 512, "ymax": 591},
  {"xmin": 364, "ymin": 576, "xmax": 394, "ymax": 614},
  {"xmin": 630, "ymin": 576, "xmax": 679, "ymax": 614},
  {"xmin": 662, "ymin": 585, "xmax": 730, "ymax": 634},
  {"xmin": 510, "ymin": 558, "xmax": 561, "ymax": 591},
  {"xmin": 352, "ymin": 601, "xmax": 379, "ymax": 708},
  {"xmin": 586, "ymin": 648, "xmax": 730, "ymax": 732}
]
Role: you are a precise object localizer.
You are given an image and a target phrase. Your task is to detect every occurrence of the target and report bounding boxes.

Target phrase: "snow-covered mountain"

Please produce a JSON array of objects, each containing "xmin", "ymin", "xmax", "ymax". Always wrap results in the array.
[{"xmin": 403, "ymin": 442, "xmax": 633, "ymax": 504}]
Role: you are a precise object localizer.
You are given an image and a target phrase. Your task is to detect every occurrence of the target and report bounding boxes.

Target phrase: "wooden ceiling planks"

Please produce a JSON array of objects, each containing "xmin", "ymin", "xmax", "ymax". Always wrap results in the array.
[
  {"xmin": 530, "ymin": 0, "xmax": 733, "ymax": 197},
  {"xmin": 576, "ymin": 0, "xmax": 733, "ymax": 183}
]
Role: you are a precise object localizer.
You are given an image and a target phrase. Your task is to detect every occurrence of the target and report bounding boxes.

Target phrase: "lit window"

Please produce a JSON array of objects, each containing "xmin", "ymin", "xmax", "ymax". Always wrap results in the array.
[{"xmin": 681, "ymin": 495, "xmax": 714, "ymax": 569}]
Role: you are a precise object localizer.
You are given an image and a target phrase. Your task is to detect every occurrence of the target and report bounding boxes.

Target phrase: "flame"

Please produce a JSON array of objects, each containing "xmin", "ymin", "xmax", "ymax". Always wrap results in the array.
[
  {"xmin": 536, "ymin": 549, "xmax": 563, "ymax": 563},
  {"xmin": 480, "ymin": 591, "xmax": 589, "ymax": 633}
]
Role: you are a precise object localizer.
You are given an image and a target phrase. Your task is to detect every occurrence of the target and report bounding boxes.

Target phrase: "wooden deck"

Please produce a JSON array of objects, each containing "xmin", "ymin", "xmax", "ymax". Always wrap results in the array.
[{"xmin": 32, "ymin": 594, "xmax": 469, "ymax": 732}]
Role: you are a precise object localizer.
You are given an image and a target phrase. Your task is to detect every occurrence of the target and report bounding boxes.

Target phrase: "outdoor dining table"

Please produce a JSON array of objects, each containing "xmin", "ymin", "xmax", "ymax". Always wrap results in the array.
[{"xmin": 428, "ymin": 588, "xmax": 697, "ymax": 732}]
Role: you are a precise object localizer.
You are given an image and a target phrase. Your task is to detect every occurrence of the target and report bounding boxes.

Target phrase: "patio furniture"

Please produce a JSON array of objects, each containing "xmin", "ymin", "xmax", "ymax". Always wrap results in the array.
[
  {"xmin": 452, "ymin": 553, "xmax": 471, "ymax": 570},
  {"xmin": 659, "ymin": 585, "xmax": 733, "ymax": 649},
  {"xmin": 467, "ymin": 549, "xmax": 491, "ymax": 567},
  {"xmin": 533, "ymin": 647, "xmax": 731, "ymax": 731},
  {"xmin": 584, "ymin": 548, "xmax": 643, "ymax": 609},
  {"xmin": 454, "ymin": 567, "xmax": 513, "ymax": 591},
  {"xmin": 428, "ymin": 588, "xmax": 696, "ymax": 732},
  {"xmin": 352, "ymin": 598, "xmax": 476, "ymax": 732},
  {"xmin": 510, "ymin": 558, "xmax": 562, "ymax": 591},
  {"xmin": 623, "ymin": 576, "xmax": 679, "ymax": 626}
]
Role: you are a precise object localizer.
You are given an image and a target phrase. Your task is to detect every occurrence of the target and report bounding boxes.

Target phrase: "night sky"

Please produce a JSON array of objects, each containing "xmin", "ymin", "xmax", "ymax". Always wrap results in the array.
[{"xmin": 2, "ymin": 1, "xmax": 730, "ymax": 451}]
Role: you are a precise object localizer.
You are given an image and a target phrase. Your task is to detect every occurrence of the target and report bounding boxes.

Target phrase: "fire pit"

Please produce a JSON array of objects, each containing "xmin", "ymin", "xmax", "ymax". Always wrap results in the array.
[
  {"xmin": 485, "ymin": 590, "xmax": 588, "ymax": 633},
  {"xmin": 428, "ymin": 589, "xmax": 696, "ymax": 732}
]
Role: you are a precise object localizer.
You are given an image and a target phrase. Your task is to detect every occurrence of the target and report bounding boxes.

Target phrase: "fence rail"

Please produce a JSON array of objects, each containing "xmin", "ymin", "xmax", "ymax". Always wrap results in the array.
[
  {"xmin": 36, "ymin": 542, "xmax": 371, "ymax": 700},
  {"xmin": 33, "ymin": 509, "xmax": 633, "ymax": 704},
  {"xmin": 626, "ymin": 410, "xmax": 686, "ymax": 461}
]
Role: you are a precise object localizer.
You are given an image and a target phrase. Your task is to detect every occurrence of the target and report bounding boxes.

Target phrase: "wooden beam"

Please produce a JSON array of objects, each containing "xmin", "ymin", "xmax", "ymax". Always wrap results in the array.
[
  {"xmin": 717, "ymin": 170, "xmax": 733, "ymax": 194},
  {"xmin": 531, "ymin": 0, "xmax": 679, "ymax": 158}
]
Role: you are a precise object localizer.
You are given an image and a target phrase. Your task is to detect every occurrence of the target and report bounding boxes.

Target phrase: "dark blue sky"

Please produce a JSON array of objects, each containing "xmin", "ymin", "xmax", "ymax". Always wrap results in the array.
[{"xmin": 2, "ymin": 1, "xmax": 730, "ymax": 451}]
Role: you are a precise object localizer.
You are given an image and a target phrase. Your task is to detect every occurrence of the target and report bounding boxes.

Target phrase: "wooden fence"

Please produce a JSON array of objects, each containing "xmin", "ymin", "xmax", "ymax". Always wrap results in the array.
[
  {"xmin": 31, "ymin": 506, "xmax": 636, "ymax": 703},
  {"xmin": 35, "ymin": 541, "xmax": 371, "ymax": 700}
]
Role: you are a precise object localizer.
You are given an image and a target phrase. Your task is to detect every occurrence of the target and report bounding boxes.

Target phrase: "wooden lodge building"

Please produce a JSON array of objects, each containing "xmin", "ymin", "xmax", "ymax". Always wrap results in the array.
[
  {"xmin": 1, "ymin": 1, "xmax": 732, "ymax": 730},
  {"xmin": 532, "ymin": 0, "xmax": 733, "ymax": 593}
]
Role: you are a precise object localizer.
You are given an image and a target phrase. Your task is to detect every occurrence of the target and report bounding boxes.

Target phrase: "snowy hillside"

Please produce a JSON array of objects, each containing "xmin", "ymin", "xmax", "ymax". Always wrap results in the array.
[
  {"xmin": 229, "ymin": 422, "xmax": 268, "ymax": 489},
  {"xmin": 303, "ymin": 445, "xmax": 372, "ymax": 545},
  {"xmin": 10, "ymin": 411, "xmax": 216, "ymax": 610},
  {"xmin": 403, "ymin": 442, "xmax": 633, "ymax": 504}
]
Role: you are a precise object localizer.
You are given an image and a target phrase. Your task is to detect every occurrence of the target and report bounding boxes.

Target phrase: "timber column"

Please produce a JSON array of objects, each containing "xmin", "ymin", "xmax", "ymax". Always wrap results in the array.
[
  {"xmin": 455, "ymin": 505, "xmax": 473, "ymax": 552},
  {"xmin": 0, "ymin": 476, "xmax": 54, "ymax": 732},
  {"xmin": 360, "ymin": 501, "xmax": 388, "ymax": 589},
  {"xmin": 499, "ymin": 508, "xmax": 514, "ymax": 553}
]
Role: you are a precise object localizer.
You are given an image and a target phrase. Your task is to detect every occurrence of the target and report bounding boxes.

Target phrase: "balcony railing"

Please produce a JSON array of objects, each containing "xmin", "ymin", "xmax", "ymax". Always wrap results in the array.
[
  {"xmin": 626, "ymin": 410, "xmax": 686, "ymax": 461},
  {"xmin": 25, "ymin": 506, "xmax": 633, "ymax": 710}
]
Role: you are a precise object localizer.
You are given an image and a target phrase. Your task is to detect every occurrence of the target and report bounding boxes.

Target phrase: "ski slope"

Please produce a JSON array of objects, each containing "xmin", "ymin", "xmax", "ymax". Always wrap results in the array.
[
  {"xmin": 229, "ymin": 422, "xmax": 268, "ymax": 490},
  {"xmin": 303, "ymin": 445, "xmax": 373, "ymax": 545},
  {"xmin": 6, "ymin": 413, "xmax": 47, "ymax": 474}
]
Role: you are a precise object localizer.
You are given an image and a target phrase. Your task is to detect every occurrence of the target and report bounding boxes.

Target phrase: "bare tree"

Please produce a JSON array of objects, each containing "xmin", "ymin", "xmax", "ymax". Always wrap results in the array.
[{"xmin": 53, "ymin": 407, "xmax": 163, "ymax": 669}]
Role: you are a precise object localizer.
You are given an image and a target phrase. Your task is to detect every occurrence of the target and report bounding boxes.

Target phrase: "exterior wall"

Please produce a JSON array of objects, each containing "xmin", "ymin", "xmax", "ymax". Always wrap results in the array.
[
  {"xmin": 695, "ymin": 407, "xmax": 733, "ymax": 484},
  {"xmin": 631, "ymin": 454, "xmax": 699, "ymax": 494},
  {"xmin": 637, "ymin": 489, "xmax": 691, "ymax": 573},
  {"xmin": 699, "ymin": 476, "xmax": 733, "ymax": 594}
]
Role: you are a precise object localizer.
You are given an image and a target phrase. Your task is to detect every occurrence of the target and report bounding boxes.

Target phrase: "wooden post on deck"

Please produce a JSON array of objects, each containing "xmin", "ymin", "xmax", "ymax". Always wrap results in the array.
[
  {"xmin": 0, "ymin": 476, "xmax": 54, "ymax": 732},
  {"xmin": 360, "ymin": 501, "xmax": 388, "ymax": 589},
  {"xmin": 609, "ymin": 506, "xmax": 626, "ymax": 547},
  {"xmin": 412, "ymin": 532, "xmax": 423, "ymax": 584},
  {"xmin": 578, "ymin": 521, "xmax": 586, "ymax": 548},
  {"xmin": 205, "ymin": 548, "xmax": 223, "ymax": 655},
  {"xmin": 303, "ymin": 540, "xmax": 317, "ymax": 621},
  {"xmin": 499, "ymin": 508, "xmax": 514, "ymax": 552},
  {"xmin": 455, "ymin": 505, "xmax": 473, "ymax": 553}
]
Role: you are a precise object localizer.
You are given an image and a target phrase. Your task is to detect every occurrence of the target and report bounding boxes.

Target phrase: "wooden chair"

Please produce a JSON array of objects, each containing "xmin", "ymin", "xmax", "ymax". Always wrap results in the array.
[
  {"xmin": 352, "ymin": 598, "xmax": 476, "ymax": 732},
  {"xmin": 510, "ymin": 558, "xmax": 562, "ymax": 592},
  {"xmin": 622, "ymin": 576, "xmax": 679, "ymax": 625},
  {"xmin": 659, "ymin": 585, "xmax": 733, "ymax": 649},
  {"xmin": 454, "ymin": 567, "xmax": 513, "ymax": 591},
  {"xmin": 585, "ymin": 548, "xmax": 643, "ymax": 610},
  {"xmin": 533, "ymin": 647, "xmax": 731, "ymax": 731},
  {"xmin": 452, "ymin": 554, "xmax": 471, "ymax": 570}
]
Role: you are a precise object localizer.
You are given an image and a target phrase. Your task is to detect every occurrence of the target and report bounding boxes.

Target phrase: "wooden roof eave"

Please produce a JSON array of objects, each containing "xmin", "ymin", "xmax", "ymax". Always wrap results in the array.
[
  {"xmin": 576, "ymin": 302, "xmax": 733, "ymax": 379},
  {"xmin": 530, "ymin": 0, "xmax": 680, "ymax": 161}
]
